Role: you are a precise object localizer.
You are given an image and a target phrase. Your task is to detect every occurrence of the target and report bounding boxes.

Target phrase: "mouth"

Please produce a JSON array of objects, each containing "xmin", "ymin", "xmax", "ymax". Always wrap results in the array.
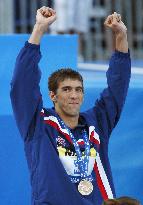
[{"xmin": 69, "ymin": 102, "xmax": 79, "ymax": 105}]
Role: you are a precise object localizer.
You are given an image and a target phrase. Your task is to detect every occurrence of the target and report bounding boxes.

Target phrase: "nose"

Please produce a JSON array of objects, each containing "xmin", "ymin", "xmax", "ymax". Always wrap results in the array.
[{"xmin": 70, "ymin": 89, "xmax": 78, "ymax": 99}]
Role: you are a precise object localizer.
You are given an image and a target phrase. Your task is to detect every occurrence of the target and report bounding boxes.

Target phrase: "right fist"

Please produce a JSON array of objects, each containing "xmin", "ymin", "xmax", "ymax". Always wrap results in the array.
[{"xmin": 36, "ymin": 6, "xmax": 56, "ymax": 32}]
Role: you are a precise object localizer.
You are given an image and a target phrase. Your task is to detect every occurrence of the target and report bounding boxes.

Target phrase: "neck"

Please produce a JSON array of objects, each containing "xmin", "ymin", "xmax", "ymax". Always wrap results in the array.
[
  {"xmin": 57, "ymin": 112, "xmax": 79, "ymax": 129},
  {"xmin": 64, "ymin": 116, "xmax": 79, "ymax": 129}
]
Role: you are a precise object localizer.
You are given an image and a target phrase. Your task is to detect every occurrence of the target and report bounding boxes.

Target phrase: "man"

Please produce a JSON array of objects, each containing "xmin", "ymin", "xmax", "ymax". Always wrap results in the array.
[{"xmin": 10, "ymin": 6, "xmax": 131, "ymax": 205}]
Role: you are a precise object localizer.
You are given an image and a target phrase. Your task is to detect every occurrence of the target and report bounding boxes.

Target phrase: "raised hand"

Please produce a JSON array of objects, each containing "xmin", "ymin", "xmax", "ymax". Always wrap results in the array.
[
  {"xmin": 28, "ymin": 7, "xmax": 57, "ymax": 45},
  {"xmin": 104, "ymin": 12, "xmax": 127, "ymax": 36},
  {"xmin": 104, "ymin": 12, "xmax": 128, "ymax": 52},
  {"xmin": 36, "ymin": 6, "xmax": 57, "ymax": 32}
]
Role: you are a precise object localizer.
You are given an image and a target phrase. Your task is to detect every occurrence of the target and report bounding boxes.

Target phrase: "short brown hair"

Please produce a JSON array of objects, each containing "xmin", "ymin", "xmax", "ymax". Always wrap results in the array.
[{"xmin": 48, "ymin": 68, "xmax": 84, "ymax": 93}]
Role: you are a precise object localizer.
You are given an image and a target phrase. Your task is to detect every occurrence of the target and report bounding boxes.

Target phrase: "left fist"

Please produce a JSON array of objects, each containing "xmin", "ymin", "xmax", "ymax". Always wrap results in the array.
[{"xmin": 104, "ymin": 12, "xmax": 127, "ymax": 35}]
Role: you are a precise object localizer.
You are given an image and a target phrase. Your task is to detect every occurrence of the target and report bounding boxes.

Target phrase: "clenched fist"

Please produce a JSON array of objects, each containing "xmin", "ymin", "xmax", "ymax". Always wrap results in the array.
[
  {"xmin": 36, "ymin": 6, "xmax": 57, "ymax": 33},
  {"xmin": 104, "ymin": 12, "xmax": 127, "ymax": 36}
]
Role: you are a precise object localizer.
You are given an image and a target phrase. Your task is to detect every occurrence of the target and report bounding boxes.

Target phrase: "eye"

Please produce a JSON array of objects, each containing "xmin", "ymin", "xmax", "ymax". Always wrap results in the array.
[
  {"xmin": 76, "ymin": 87, "xmax": 83, "ymax": 93},
  {"xmin": 62, "ymin": 87, "xmax": 71, "ymax": 92}
]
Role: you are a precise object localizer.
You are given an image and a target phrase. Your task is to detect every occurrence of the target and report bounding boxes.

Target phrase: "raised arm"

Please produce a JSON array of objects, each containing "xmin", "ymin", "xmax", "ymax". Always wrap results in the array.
[
  {"xmin": 104, "ymin": 12, "xmax": 128, "ymax": 53},
  {"xmin": 29, "ymin": 7, "xmax": 56, "ymax": 45},
  {"xmin": 10, "ymin": 7, "xmax": 56, "ymax": 140},
  {"xmin": 84, "ymin": 12, "xmax": 131, "ymax": 138}
]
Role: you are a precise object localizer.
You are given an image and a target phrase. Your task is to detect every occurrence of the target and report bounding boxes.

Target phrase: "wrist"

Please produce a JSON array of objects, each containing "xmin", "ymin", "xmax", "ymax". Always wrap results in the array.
[
  {"xmin": 115, "ymin": 30, "xmax": 127, "ymax": 40},
  {"xmin": 28, "ymin": 23, "xmax": 46, "ymax": 45},
  {"xmin": 34, "ymin": 23, "xmax": 47, "ymax": 35},
  {"xmin": 115, "ymin": 32, "xmax": 128, "ymax": 53}
]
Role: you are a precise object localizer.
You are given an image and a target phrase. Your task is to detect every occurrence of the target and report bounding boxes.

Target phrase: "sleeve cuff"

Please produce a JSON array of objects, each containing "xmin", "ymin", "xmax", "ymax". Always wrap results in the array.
[
  {"xmin": 25, "ymin": 41, "xmax": 40, "ymax": 49},
  {"xmin": 114, "ymin": 49, "xmax": 130, "ymax": 58}
]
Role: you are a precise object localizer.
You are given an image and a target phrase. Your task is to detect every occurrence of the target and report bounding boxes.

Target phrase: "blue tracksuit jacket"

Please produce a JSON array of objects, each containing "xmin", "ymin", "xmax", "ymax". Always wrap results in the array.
[{"xmin": 10, "ymin": 42, "xmax": 131, "ymax": 205}]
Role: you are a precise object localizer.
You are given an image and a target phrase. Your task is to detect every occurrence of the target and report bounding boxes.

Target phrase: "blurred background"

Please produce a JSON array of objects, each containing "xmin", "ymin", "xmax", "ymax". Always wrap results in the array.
[
  {"xmin": 0, "ymin": 0, "xmax": 143, "ymax": 205},
  {"xmin": 1, "ymin": 0, "xmax": 143, "ymax": 61}
]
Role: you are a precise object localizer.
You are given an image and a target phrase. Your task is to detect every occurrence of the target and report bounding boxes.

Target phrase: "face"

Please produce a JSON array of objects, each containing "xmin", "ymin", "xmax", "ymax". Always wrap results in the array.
[{"xmin": 50, "ymin": 78, "xmax": 84, "ymax": 118}]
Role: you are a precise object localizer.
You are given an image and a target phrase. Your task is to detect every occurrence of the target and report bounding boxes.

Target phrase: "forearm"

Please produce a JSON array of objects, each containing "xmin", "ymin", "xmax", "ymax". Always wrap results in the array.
[
  {"xmin": 10, "ymin": 43, "xmax": 42, "ymax": 139},
  {"xmin": 28, "ymin": 7, "xmax": 56, "ymax": 45},
  {"xmin": 107, "ymin": 50, "xmax": 131, "ymax": 111},
  {"xmin": 28, "ymin": 23, "xmax": 46, "ymax": 45},
  {"xmin": 101, "ymin": 51, "xmax": 131, "ymax": 134},
  {"xmin": 11, "ymin": 42, "xmax": 41, "ymax": 101},
  {"xmin": 115, "ymin": 32, "xmax": 128, "ymax": 53}
]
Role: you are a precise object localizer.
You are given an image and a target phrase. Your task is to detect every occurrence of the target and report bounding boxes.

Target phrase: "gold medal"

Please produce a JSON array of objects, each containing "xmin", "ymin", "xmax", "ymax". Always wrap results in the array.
[{"xmin": 78, "ymin": 180, "xmax": 93, "ymax": 195}]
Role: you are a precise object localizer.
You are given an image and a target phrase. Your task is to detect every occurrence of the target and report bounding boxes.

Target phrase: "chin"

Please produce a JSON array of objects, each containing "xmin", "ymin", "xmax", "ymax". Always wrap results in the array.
[{"xmin": 66, "ymin": 110, "xmax": 79, "ymax": 117}]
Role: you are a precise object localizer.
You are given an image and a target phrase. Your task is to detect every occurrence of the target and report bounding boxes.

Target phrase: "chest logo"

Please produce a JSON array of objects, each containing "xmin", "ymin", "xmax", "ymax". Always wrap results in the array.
[{"xmin": 56, "ymin": 136, "xmax": 66, "ymax": 147}]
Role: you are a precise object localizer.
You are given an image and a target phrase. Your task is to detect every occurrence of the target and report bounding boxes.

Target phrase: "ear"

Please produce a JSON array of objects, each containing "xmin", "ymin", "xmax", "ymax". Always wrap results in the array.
[{"xmin": 49, "ymin": 91, "xmax": 57, "ymax": 102}]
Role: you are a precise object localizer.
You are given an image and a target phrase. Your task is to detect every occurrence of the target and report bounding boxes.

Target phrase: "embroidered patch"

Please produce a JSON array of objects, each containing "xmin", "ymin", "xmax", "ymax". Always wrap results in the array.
[{"xmin": 56, "ymin": 136, "xmax": 66, "ymax": 147}]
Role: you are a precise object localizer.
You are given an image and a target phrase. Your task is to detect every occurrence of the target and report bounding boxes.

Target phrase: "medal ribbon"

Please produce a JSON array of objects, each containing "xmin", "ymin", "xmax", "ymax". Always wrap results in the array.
[{"xmin": 59, "ymin": 119, "xmax": 93, "ymax": 181}]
